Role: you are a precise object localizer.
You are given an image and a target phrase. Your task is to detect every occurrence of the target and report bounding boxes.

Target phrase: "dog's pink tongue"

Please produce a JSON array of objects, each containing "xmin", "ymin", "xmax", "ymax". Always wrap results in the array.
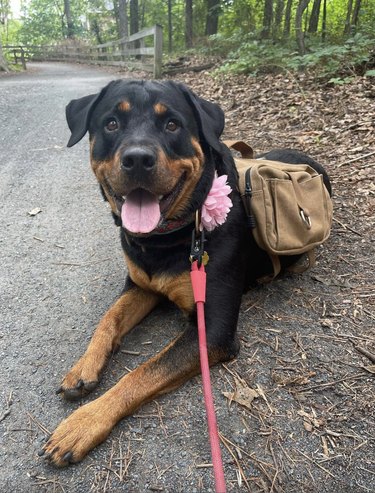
[{"xmin": 121, "ymin": 189, "xmax": 161, "ymax": 234}]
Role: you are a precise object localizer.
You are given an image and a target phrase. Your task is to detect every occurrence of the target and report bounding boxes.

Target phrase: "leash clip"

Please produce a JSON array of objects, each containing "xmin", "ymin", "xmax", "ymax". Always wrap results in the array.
[
  {"xmin": 190, "ymin": 228, "xmax": 209, "ymax": 267},
  {"xmin": 190, "ymin": 211, "xmax": 209, "ymax": 267}
]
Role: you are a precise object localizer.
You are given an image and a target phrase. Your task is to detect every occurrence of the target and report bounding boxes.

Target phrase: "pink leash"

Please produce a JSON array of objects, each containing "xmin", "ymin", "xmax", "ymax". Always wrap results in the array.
[{"xmin": 190, "ymin": 258, "xmax": 227, "ymax": 493}]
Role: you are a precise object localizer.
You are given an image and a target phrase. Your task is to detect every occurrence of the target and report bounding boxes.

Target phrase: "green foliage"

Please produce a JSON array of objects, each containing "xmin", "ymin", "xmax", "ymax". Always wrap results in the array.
[
  {"xmin": 215, "ymin": 33, "xmax": 375, "ymax": 78},
  {"xmin": 365, "ymin": 69, "xmax": 375, "ymax": 76},
  {"xmin": 2, "ymin": 0, "xmax": 374, "ymax": 83},
  {"xmin": 1, "ymin": 19, "xmax": 22, "ymax": 44},
  {"xmin": 327, "ymin": 77, "xmax": 355, "ymax": 85},
  {"xmin": 216, "ymin": 39, "xmax": 294, "ymax": 75},
  {"xmin": 19, "ymin": 1, "xmax": 65, "ymax": 44},
  {"xmin": 200, "ymin": 30, "xmax": 256, "ymax": 56},
  {"xmin": 18, "ymin": 0, "xmax": 89, "ymax": 44}
]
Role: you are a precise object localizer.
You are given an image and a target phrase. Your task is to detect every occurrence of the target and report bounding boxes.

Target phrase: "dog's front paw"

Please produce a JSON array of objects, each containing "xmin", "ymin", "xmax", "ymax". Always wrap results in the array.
[
  {"xmin": 58, "ymin": 356, "xmax": 101, "ymax": 400},
  {"xmin": 40, "ymin": 399, "xmax": 115, "ymax": 466}
]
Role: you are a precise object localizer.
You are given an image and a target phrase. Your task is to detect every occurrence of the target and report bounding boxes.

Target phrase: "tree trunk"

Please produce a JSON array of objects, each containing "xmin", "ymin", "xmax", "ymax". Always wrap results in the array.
[
  {"xmin": 113, "ymin": 0, "xmax": 120, "ymax": 33},
  {"xmin": 129, "ymin": 0, "xmax": 139, "ymax": 35},
  {"xmin": 321, "ymin": 0, "xmax": 327, "ymax": 41},
  {"xmin": 351, "ymin": 0, "xmax": 362, "ymax": 32},
  {"xmin": 64, "ymin": 0, "xmax": 74, "ymax": 38},
  {"xmin": 0, "ymin": 38, "xmax": 8, "ymax": 72},
  {"xmin": 273, "ymin": 0, "xmax": 284, "ymax": 39},
  {"xmin": 118, "ymin": 0, "xmax": 128, "ymax": 38},
  {"xmin": 168, "ymin": 0, "xmax": 172, "ymax": 53},
  {"xmin": 185, "ymin": 0, "xmax": 193, "ymax": 49},
  {"xmin": 91, "ymin": 18, "xmax": 103, "ymax": 45},
  {"xmin": 261, "ymin": 0, "xmax": 273, "ymax": 39},
  {"xmin": 344, "ymin": 0, "xmax": 353, "ymax": 35},
  {"xmin": 205, "ymin": 0, "xmax": 220, "ymax": 36},
  {"xmin": 308, "ymin": 0, "xmax": 321, "ymax": 33},
  {"xmin": 295, "ymin": 0, "xmax": 310, "ymax": 55},
  {"xmin": 283, "ymin": 0, "xmax": 293, "ymax": 37}
]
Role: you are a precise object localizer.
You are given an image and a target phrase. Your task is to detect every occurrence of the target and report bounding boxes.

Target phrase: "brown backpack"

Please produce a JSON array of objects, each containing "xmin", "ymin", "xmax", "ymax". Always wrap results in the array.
[{"xmin": 225, "ymin": 141, "xmax": 333, "ymax": 279}]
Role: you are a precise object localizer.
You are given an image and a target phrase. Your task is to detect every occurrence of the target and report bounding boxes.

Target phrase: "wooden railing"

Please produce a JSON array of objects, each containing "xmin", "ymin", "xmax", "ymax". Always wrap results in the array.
[
  {"xmin": 3, "ymin": 45, "xmax": 27, "ymax": 69},
  {"xmin": 4, "ymin": 25, "xmax": 163, "ymax": 78}
]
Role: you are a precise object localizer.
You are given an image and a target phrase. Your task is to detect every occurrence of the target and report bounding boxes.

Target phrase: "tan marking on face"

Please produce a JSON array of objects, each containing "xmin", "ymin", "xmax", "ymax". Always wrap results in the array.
[
  {"xmin": 154, "ymin": 103, "xmax": 167, "ymax": 115},
  {"xmin": 90, "ymin": 145, "xmax": 124, "ymax": 217},
  {"xmin": 89, "ymin": 137, "xmax": 204, "ymax": 224},
  {"xmin": 118, "ymin": 100, "xmax": 131, "ymax": 112},
  {"xmin": 125, "ymin": 255, "xmax": 195, "ymax": 314},
  {"xmin": 158, "ymin": 138, "xmax": 205, "ymax": 219}
]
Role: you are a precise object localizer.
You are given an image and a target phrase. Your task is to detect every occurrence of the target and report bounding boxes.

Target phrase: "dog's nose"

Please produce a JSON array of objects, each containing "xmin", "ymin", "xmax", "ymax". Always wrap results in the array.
[{"xmin": 121, "ymin": 147, "xmax": 156, "ymax": 172}]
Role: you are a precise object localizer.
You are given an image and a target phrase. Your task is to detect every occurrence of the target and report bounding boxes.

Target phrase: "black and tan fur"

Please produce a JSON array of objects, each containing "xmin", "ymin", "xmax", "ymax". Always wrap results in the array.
[{"xmin": 41, "ymin": 80, "xmax": 331, "ymax": 466}]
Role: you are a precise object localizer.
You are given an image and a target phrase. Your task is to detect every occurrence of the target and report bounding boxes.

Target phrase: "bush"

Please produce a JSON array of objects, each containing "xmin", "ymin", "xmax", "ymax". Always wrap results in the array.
[{"xmin": 215, "ymin": 33, "xmax": 375, "ymax": 78}]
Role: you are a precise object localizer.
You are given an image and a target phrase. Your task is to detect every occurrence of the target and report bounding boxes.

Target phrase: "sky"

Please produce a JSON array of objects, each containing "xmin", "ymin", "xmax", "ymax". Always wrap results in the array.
[{"xmin": 10, "ymin": 0, "xmax": 22, "ymax": 19}]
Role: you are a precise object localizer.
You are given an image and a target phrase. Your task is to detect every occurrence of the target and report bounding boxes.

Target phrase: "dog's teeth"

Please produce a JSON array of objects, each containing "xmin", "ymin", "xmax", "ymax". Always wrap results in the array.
[
  {"xmin": 158, "ymin": 195, "xmax": 163, "ymax": 201},
  {"xmin": 122, "ymin": 196, "xmax": 126, "ymax": 201}
]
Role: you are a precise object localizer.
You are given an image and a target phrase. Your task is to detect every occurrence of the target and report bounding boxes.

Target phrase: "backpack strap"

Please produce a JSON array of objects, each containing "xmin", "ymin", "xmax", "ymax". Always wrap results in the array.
[
  {"xmin": 258, "ymin": 249, "xmax": 316, "ymax": 283},
  {"xmin": 286, "ymin": 249, "xmax": 316, "ymax": 274},
  {"xmin": 223, "ymin": 140, "xmax": 255, "ymax": 159}
]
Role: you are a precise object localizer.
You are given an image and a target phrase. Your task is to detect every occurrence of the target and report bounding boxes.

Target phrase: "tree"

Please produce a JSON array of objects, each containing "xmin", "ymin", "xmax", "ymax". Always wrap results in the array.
[
  {"xmin": 273, "ymin": 0, "xmax": 284, "ymax": 39},
  {"xmin": 283, "ymin": 0, "xmax": 293, "ymax": 36},
  {"xmin": 185, "ymin": 0, "xmax": 193, "ymax": 48},
  {"xmin": 205, "ymin": 0, "xmax": 220, "ymax": 36},
  {"xmin": 0, "ymin": 37, "xmax": 8, "ymax": 71},
  {"xmin": 308, "ymin": 0, "xmax": 321, "ymax": 33},
  {"xmin": 91, "ymin": 18, "xmax": 103, "ymax": 43},
  {"xmin": 118, "ymin": 0, "xmax": 128, "ymax": 38},
  {"xmin": 261, "ymin": 0, "xmax": 273, "ymax": 39},
  {"xmin": 64, "ymin": 0, "xmax": 74, "ymax": 38},
  {"xmin": 168, "ymin": 0, "xmax": 172, "ymax": 52},
  {"xmin": 344, "ymin": 0, "xmax": 354, "ymax": 35},
  {"xmin": 295, "ymin": 0, "xmax": 310, "ymax": 55},
  {"xmin": 351, "ymin": 0, "xmax": 362, "ymax": 32},
  {"xmin": 129, "ymin": 0, "xmax": 138, "ymax": 35},
  {"xmin": 321, "ymin": 0, "xmax": 327, "ymax": 41},
  {"xmin": 19, "ymin": 0, "xmax": 90, "ymax": 45}
]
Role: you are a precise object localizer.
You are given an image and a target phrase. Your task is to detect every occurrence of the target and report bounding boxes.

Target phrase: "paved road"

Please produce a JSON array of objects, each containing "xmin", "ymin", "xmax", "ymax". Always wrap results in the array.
[
  {"xmin": 2, "ymin": 63, "xmax": 372, "ymax": 493},
  {"xmin": 0, "ymin": 62, "xmax": 227, "ymax": 493}
]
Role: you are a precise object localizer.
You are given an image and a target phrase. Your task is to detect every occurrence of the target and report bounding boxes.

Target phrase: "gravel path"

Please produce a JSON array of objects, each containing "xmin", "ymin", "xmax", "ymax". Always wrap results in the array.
[{"xmin": 1, "ymin": 62, "xmax": 374, "ymax": 493}]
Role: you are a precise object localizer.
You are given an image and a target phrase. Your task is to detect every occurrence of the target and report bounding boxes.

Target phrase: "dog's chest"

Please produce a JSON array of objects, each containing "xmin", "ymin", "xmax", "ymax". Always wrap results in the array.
[{"xmin": 125, "ymin": 255, "xmax": 195, "ymax": 314}]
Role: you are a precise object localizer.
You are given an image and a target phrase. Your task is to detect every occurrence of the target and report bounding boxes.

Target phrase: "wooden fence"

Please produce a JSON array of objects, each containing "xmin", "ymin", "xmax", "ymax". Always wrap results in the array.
[{"xmin": 4, "ymin": 25, "xmax": 163, "ymax": 78}]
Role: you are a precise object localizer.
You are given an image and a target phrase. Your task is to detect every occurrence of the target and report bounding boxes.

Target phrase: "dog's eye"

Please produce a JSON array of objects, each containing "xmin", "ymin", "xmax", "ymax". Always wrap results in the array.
[
  {"xmin": 166, "ymin": 120, "xmax": 179, "ymax": 132},
  {"xmin": 105, "ymin": 119, "xmax": 119, "ymax": 132}
]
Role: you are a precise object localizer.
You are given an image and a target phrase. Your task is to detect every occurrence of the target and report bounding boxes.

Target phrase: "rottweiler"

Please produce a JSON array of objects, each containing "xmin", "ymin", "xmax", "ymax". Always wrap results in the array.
[{"xmin": 41, "ymin": 80, "xmax": 331, "ymax": 466}]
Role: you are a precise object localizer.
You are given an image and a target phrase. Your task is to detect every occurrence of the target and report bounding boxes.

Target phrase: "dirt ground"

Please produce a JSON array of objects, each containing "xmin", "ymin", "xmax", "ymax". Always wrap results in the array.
[{"xmin": 0, "ymin": 62, "xmax": 374, "ymax": 493}]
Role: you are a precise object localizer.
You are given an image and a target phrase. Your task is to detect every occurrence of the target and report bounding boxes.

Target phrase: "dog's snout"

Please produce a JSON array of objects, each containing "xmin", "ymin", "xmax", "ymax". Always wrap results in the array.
[{"xmin": 121, "ymin": 147, "xmax": 156, "ymax": 172}]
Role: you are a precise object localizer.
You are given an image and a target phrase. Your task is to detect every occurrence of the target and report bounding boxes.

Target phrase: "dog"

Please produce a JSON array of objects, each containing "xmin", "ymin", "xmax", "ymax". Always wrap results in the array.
[{"xmin": 41, "ymin": 80, "xmax": 331, "ymax": 466}]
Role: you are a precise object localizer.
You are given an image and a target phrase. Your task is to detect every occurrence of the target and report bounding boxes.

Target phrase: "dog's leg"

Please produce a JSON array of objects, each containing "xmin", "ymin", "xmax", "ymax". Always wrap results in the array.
[
  {"xmin": 43, "ymin": 328, "xmax": 218, "ymax": 465},
  {"xmin": 42, "ymin": 285, "xmax": 241, "ymax": 466},
  {"xmin": 43, "ymin": 261, "xmax": 244, "ymax": 466},
  {"xmin": 59, "ymin": 282, "xmax": 160, "ymax": 399}
]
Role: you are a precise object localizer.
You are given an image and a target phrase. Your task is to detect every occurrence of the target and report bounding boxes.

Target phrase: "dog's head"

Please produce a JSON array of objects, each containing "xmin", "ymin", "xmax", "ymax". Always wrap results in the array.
[{"xmin": 66, "ymin": 80, "xmax": 225, "ymax": 235}]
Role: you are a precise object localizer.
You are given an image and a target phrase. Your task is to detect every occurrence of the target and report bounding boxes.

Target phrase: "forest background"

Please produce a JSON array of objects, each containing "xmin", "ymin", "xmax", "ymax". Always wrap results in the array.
[{"xmin": 0, "ymin": 0, "xmax": 374, "ymax": 79}]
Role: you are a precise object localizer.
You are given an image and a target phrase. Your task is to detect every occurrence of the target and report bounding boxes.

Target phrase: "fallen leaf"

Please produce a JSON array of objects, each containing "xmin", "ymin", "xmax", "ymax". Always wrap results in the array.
[
  {"xmin": 28, "ymin": 207, "xmax": 42, "ymax": 216},
  {"xmin": 320, "ymin": 318, "xmax": 335, "ymax": 328},
  {"xmin": 304, "ymin": 421, "xmax": 313, "ymax": 432},
  {"xmin": 223, "ymin": 382, "xmax": 259, "ymax": 411},
  {"xmin": 298, "ymin": 409, "xmax": 324, "ymax": 429}
]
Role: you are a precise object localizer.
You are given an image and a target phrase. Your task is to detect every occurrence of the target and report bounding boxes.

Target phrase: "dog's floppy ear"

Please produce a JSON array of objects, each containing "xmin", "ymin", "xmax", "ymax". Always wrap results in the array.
[
  {"xmin": 177, "ymin": 83, "xmax": 225, "ymax": 154},
  {"xmin": 65, "ymin": 92, "xmax": 103, "ymax": 147}
]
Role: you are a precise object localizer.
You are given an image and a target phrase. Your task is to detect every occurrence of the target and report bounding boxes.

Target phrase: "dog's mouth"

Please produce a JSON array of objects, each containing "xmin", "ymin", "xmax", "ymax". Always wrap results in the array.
[{"xmin": 114, "ymin": 173, "xmax": 186, "ymax": 234}]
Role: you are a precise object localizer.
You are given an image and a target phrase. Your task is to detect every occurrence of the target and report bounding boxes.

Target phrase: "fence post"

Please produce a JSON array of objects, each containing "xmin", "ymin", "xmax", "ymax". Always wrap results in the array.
[
  {"xmin": 20, "ymin": 47, "xmax": 26, "ymax": 70},
  {"xmin": 153, "ymin": 24, "xmax": 163, "ymax": 79}
]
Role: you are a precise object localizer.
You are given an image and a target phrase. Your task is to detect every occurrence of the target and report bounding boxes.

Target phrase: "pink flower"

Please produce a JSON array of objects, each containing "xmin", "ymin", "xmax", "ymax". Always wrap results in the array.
[{"xmin": 201, "ymin": 173, "xmax": 233, "ymax": 232}]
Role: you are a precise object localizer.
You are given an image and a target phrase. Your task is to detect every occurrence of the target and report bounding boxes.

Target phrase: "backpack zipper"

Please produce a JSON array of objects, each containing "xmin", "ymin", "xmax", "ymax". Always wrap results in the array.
[{"xmin": 244, "ymin": 168, "xmax": 256, "ymax": 229}]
